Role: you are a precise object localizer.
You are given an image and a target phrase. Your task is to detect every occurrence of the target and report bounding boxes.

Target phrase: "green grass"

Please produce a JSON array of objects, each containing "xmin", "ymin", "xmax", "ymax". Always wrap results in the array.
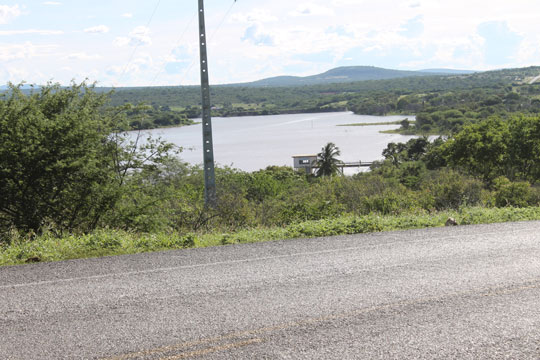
[
  {"xmin": 321, "ymin": 101, "xmax": 348, "ymax": 109},
  {"xmin": 2, "ymin": 206, "xmax": 540, "ymax": 266},
  {"xmin": 379, "ymin": 127, "xmax": 441, "ymax": 135},
  {"xmin": 338, "ymin": 121, "xmax": 413, "ymax": 127},
  {"xmin": 231, "ymin": 103, "xmax": 263, "ymax": 110}
]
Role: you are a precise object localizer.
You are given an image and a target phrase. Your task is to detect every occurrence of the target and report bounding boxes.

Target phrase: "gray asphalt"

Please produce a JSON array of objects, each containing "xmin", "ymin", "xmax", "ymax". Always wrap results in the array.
[{"xmin": 1, "ymin": 221, "xmax": 540, "ymax": 359}]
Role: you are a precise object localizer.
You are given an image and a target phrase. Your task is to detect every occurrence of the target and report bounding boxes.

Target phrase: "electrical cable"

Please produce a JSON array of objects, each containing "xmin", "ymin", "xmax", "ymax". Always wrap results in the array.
[
  {"xmin": 113, "ymin": 0, "xmax": 237, "ymax": 88},
  {"xmin": 114, "ymin": 0, "xmax": 162, "ymax": 86},
  {"xmin": 149, "ymin": 11, "xmax": 198, "ymax": 85},
  {"xmin": 175, "ymin": 0, "xmax": 238, "ymax": 86},
  {"xmin": 209, "ymin": 0, "xmax": 236, "ymax": 41}
]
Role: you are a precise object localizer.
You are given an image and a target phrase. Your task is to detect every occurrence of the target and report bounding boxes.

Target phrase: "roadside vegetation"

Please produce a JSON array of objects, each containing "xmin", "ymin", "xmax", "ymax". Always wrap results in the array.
[
  {"xmin": 2, "ymin": 80, "xmax": 540, "ymax": 266},
  {"xmin": 3, "ymin": 207, "xmax": 540, "ymax": 266}
]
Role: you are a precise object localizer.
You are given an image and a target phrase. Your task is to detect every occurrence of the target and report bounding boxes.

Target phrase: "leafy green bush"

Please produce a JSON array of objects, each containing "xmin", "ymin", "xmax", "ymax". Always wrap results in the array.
[
  {"xmin": 0, "ymin": 83, "xmax": 174, "ymax": 234},
  {"xmin": 493, "ymin": 177, "xmax": 532, "ymax": 207},
  {"xmin": 285, "ymin": 216, "xmax": 383, "ymax": 238},
  {"xmin": 422, "ymin": 169, "xmax": 485, "ymax": 210}
]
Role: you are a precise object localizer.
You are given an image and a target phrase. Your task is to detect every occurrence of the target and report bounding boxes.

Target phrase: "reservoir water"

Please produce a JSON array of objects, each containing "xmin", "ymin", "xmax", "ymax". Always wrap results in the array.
[{"xmin": 135, "ymin": 112, "xmax": 416, "ymax": 173}]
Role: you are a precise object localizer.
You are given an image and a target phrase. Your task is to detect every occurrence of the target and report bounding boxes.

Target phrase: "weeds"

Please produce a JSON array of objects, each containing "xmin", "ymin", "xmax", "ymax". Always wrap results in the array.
[{"xmin": 3, "ymin": 206, "xmax": 540, "ymax": 266}]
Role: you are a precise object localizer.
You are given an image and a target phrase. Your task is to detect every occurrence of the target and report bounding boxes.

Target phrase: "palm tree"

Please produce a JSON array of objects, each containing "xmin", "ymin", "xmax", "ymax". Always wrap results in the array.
[{"xmin": 315, "ymin": 142, "xmax": 342, "ymax": 177}]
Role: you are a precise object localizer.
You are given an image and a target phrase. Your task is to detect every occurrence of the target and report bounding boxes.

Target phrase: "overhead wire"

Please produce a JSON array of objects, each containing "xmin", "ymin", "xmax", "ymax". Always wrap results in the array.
[
  {"xmin": 209, "ymin": 0, "xmax": 237, "ymax": 42},
  {"xmin": 149, "ymin": 11, "xmax": 198, "ymax": 85},
  {"xmin": 114, "ymin": 0, "xmax": 162, "ymax": 86},
  {"xmin": 174, "ymin": 0, "xmax": 238, "ymax": 86},
  {"xmin": 113, "ymin": 0, "xmax": 237, "ymax": 88}
]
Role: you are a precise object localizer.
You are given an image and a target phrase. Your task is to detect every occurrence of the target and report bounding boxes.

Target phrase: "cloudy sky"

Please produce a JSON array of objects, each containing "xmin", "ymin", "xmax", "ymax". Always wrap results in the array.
[{"xmin": 1, "ymin": 0, "xmax": 539, "ymax": 86}]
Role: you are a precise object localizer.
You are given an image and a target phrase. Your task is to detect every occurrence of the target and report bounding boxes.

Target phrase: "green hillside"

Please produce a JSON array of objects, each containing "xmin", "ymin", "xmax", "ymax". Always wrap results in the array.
[
  {"xmin": 104, "ymin": 66, "xmax": 540, "ymax": 130},
  {"xmin": 230, "ymin": 66, "xmax": 446, "ymax": 87}
]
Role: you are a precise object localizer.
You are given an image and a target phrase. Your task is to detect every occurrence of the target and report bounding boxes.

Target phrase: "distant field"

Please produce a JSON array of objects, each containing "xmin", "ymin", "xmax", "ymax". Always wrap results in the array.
[{"xmin": 338, "ymin": 120, "xmax": 416, "ymax": 127}]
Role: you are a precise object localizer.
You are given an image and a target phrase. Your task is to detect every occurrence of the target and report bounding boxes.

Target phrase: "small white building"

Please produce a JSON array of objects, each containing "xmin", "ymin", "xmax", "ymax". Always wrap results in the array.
[{"xmin": 292, "ymin": 154, "xmax": 318, "ymax": 174}]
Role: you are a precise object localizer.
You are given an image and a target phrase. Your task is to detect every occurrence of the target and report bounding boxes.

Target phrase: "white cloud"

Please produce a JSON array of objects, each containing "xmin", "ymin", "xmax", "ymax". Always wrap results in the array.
[
  {"xmin": 84, "ymin": 25, "xmax": 110, "ymax": 34},
  {"xmin": 230, "ymin": 10, "xmax": 278, "ymax": 24},
  {"xmin": 0, "ymin": 42, "xmax": 56, "ymax": 61},
  {"xmin": 0, "ymin": 29, "xmax": 63, "ymax": 36},
  {"xmin": 67, "ymin": 53, "xmax": 102, "ymax": 60},
  {"xmin": 167, "ymin": 45, "xmax": 194, "ymax": 62},
  {"xmin": 109, "ymin": 55, "xmax": 153, "ymax": 73},
  {"xmin": 0, "ymin": 5, "xmax": 22, "ymax": 24},
  {"xmin": 290, "ymin": 2, "xmax": 335, "ymax": 16},
  {"xmin": 114, "ymin": 26, "xmax": 151, "ymax": 47},
  {"xmin": 113, "ymin": 37, "xmax": 130, "ymax": 47},
  {"xmin": 4, "ymin": 0, "xmax": 540, "ymax": 86},
  {"xmin": 515, "ymin": 37, "xmax": 540, "ymax": 66},
  {"xmin": 0, "ymin": 44, "xmax": 31, "ymax": 61},
  {"xmin": 242, "ymin": 24, "xmax": 275, "ymax": 46},
  {"xmin": 133, "ymin": 53, "xmax": 153, "ymax": 67},
  {"xmin": 331, "ymin": 0, "xmax": 368, "ymax": 5},
  {"xmin": 1, "ymin": 66, "xmax": 33, "ymax": 84}
]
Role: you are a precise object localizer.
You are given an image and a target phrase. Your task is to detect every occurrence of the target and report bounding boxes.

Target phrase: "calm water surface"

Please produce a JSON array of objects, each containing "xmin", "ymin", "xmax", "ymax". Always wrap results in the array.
[{"xmin": 135, "ymin": 112, "xmax": 416, "ymax": 173}]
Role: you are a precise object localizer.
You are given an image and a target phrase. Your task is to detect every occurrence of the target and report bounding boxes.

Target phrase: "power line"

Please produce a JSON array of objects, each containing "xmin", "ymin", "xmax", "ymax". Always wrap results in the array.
[
  {"xmin": 126, "ymin": 0, "xmax": 237, "ymax": 87},
  {"xmin": 209, "ymin": 1, "xmax": 237, "ymax": 41},
  {"xmin": 149, "ymin": 11, "xmax": 198, "ymax": 85},
  {"xmin": 115, "ymin": 0, "xmax": 162, "ymax": 86},
  {"xmin": 176, "ymin": 0, "xmax": 237, "ymax": 86}
]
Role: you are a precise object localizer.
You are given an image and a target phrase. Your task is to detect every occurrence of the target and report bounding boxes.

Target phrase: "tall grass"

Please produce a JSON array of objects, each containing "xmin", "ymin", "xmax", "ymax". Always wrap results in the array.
[{"xmin": 3, "ymin": 206, "xmax": 540, "ymax": 266}]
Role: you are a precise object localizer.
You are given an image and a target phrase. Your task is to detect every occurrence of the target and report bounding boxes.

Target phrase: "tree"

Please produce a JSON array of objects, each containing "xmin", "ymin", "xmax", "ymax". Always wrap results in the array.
[
  {"xmin": 443, "ymin": 117, "xmax": 510, "ymax": 184},
  {"xmin": 382, "ymin": 142, "xmax": 407, "ymax": 166},
  {"xmin": 315, "ymin": 142, "xmax": 342, "ymax": 177},
  {"xmin": 400, "ymin": 118, "xmax": 410, "ymax": 129},
  {"xmin": 507, "ymin": 115, "xmax": 540, "ymax": 183},
  {"xmin": 405, "ymin": 137, "xmax": 429, "ymax": 161},
  {"xmin": 0, "ymin": 82, "xmax": 174, "ymax": 235}
]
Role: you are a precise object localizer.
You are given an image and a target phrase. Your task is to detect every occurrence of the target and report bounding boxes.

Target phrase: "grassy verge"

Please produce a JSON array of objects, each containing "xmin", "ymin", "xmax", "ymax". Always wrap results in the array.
[{"xmin": 2, "ymin": 206, "xmax": 540, "ymax": 266}]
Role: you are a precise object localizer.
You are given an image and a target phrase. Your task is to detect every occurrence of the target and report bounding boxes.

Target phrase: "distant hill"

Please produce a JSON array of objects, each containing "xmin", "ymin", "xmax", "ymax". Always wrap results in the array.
[
  {"xmin": 0, "ymin": 66, "xmax": 478, "ymax": 91},
  {"xmin": 0, "ymin": 84, "xmax": 39, "ymax": 91},
  {"xmin": 229, "ymin": 66, "xmax": 477, "ymax": 87}
]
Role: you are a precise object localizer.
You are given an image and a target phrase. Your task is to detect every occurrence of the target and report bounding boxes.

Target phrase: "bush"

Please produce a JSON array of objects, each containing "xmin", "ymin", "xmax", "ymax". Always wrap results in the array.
[
  {"xmin": 493, "ymin": 177, "xmax": 532, "ymax": 207},
  {"xmin": 422, "ymin": 169, "xmax": 485, "ymax": 210},
  {"xmin": 0, "ymin": 83, "xmax": 174, "ymax": 234},
  {"xmin": 285, "ymin": 216, "xmax": 383, "ymax": 238}
]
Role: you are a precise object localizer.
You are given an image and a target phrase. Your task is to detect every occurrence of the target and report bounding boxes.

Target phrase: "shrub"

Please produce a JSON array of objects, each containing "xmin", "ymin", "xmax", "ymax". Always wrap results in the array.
[
  {"xmin": 0, "ymin": 83, "xmax": 174, "ymax": 234},
  {"xmin": 422, "ymin": 169, "xmax": 484, "ymax": 210},
  {"xmin": 493, "ymin": 177, "xmax": 532, "ymax": 207}
]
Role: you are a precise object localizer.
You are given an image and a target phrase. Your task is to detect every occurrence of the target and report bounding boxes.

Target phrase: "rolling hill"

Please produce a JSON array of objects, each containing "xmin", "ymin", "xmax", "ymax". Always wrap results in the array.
[{"xmin": 229, "ymin": 66, "xmax": 476, "ymax": 87}]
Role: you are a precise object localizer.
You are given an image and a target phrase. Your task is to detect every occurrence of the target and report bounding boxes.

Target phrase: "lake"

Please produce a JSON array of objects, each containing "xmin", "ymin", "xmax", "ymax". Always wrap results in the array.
[{"xmin": 133, "ymin": 112, "xmax": 416, "ymax": 174}]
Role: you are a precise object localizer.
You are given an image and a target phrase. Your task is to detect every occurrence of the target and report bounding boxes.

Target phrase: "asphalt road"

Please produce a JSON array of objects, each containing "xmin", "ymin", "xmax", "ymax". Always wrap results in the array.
[{"xmin": 1, "ymin": 221, "xmax": 540, "ymax": 359}]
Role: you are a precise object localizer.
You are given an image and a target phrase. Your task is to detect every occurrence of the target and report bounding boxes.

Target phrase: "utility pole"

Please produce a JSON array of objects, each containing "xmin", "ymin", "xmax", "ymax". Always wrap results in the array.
[{"xmin": 198, "ymin": 0, "xmax": 217, "ymax": 207}]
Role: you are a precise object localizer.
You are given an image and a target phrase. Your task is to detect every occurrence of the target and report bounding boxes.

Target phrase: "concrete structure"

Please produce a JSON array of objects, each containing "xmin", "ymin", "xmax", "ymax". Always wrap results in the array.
[
  {"xmin": 198, "ymin": 0, "xmax": 216, "ymax": 207},
  {"xmin": 292, "ymin": 154, "xmax": 318, "ymax": 174},
  {"xmin": 293, "ymin": 155, "xmax": 374, "ymax": 175}
]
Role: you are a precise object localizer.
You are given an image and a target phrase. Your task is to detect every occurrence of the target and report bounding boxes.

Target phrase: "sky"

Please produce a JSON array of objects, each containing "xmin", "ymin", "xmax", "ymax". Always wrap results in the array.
[{"xmin": 1, "ymin": 0, "xmax": 540, "ymax": 87}]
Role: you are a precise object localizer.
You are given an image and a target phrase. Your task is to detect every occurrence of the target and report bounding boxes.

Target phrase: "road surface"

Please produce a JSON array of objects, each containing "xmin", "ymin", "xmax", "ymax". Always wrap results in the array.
[{"xmin": 1, "ymin": 221, "xmax": 540, "ymax": 359}]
